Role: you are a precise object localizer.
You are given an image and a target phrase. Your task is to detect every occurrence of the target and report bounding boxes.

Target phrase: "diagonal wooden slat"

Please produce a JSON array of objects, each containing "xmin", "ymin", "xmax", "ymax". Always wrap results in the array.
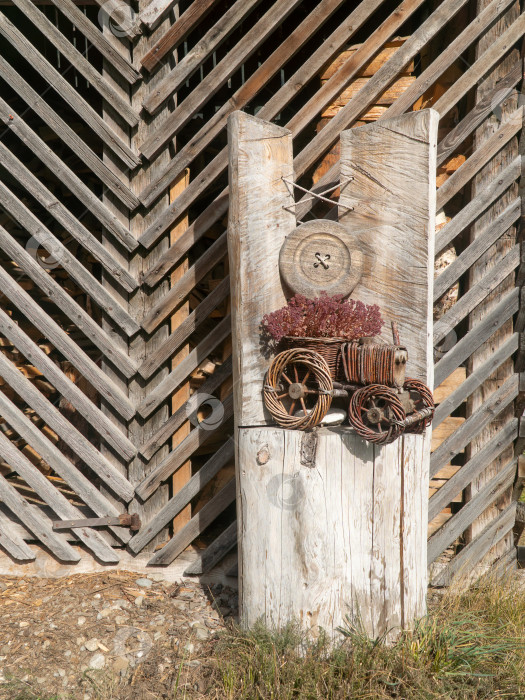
[
  {"xmin": 184, "ymin": 519, "xmax": 236, "ymax": 575},
  {"xmin": 0, "ymin": 390, "xmax": 131, "ymax": 543},
  {"xmin": 0, "ymin": 142, "xmax": 138, "ymax": 292},
  {"xmin": 0, "ymin": 350, "xmax": 135, "ymax": 502},
  {"xmin": 0, "ymin": 430, "xmax": 120, "ymax": 563},
  {"xmin": 0, "ymin": 508, "xmax": 35, "ymax": 561},
  {"xmin": 0, "ymin": 224, "xmax": 137, "ymax": 379},
  {"xmin": 0, "ymin": 56, "xmax": 140, "ymax": 210},
  {"xmin": 0, "ymin": 182, "xmax": 140, "ymax": 336},
  {"xmin": 138, "ymin": 0, "xmax": 178, "ymax": 32},
  {"xmin": 0, "ymin": 98, "xmax": 138, "ymax": 252},
  {"xmin": 0, "ymin": 264, "xmax": 135, "ymax": 420},
  {"xmin": 0, "ymin": 307, "xmax": 136, "ymax": 460},
  {"xmin": 10, "ymin": 0, "xmax": 139, "ymax": 127},
  {"xmin": 0, "ymin": 14, "xmax": 139, "ymax": 169},
  {"xmin": 88, "ymin": 0, "xmax": 142, "ymax": 40}
]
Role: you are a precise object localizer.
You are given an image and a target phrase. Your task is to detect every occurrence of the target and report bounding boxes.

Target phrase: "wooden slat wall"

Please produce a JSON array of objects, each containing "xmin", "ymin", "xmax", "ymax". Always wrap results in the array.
[{"xmin": 0, "ymin": 0, "xmax": 522, "ymax": 581}]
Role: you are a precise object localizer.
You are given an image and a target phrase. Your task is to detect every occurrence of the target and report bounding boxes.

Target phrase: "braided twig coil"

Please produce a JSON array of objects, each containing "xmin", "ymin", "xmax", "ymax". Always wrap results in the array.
[
  {"xmin": 348, "ymin": 384, "xmax": 406, "ymax": 445},
  {"xmin": 403, "ymin": 378, "xmax": 434, "ymax": 433},
  {"xmin": 263, "ymin": 349, "xmax": 333, "ymax": 430}
]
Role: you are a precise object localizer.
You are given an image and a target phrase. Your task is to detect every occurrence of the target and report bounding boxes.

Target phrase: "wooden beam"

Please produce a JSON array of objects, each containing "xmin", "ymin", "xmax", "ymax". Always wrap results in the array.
[{"xmin": 184, "ymin": 520, "xmax": 237, "ymax": 575}]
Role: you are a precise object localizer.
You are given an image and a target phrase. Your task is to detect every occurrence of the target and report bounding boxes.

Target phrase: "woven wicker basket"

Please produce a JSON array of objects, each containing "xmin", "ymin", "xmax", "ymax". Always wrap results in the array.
[{"xmin": 281, "ymin": 336, "xmax": 347, "ymax": 380}]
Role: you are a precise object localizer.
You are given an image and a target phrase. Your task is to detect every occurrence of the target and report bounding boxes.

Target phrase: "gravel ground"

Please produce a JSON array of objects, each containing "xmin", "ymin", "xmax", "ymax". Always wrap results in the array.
[{"xmin": 0, "ymin": 571, "xmax": 238, "ymax": 699}]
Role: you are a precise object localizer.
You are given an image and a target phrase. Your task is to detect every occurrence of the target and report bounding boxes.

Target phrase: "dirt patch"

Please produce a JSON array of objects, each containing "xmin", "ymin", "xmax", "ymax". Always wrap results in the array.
[{"xmin": 0, "ymin": 571, "xmax": 237, "ymax": 699}]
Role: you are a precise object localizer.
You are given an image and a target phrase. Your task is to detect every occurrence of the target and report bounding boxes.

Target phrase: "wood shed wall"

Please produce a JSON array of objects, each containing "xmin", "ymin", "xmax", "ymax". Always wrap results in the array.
[{"xmin": 0, "ymin": 0, "xmax": 523, "ymax": 582}]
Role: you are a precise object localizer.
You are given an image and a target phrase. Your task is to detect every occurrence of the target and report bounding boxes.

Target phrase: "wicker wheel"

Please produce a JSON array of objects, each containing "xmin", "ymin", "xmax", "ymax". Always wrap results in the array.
[
  {"xmin": 403, "ymin": 378, "xmax": 434, "ymax": 433},
  {"xmin": 348, "ymin": 384, "xmax": 406, "ymax": 445},
  {"xmin": 263, "ymin": 349, "xmax": 333, "ymax": 430}
]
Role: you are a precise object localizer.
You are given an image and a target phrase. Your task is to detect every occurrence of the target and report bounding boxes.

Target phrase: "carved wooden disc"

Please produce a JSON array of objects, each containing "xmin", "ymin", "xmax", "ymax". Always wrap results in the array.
[{"xmin": 279, "ymin": 220, "xmax": 362, "ymax": 298}]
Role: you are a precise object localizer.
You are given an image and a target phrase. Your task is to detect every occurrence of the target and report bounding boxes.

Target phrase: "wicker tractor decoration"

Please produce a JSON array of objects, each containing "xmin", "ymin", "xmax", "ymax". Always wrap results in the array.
[{"xmin": 263, "ymin": 340, "xmax": 434, "ymax": 445}]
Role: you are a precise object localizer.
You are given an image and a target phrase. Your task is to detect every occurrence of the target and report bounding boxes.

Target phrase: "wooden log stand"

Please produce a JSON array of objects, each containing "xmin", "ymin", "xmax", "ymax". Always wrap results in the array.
[{"xmin": 228, "ymin": 109, "xmax": 438, "ymax": 643}]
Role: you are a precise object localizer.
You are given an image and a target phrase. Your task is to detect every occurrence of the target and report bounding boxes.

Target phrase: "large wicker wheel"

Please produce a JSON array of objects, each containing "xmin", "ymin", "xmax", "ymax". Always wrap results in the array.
[
  {"xmin": 263, "ymin": 349, "xmax": 333, "ymax": 430},
  {"xmin": 403, "ymin": 378, "xmax": 434, "ymax": 433},
  {"xmin": 348, "ymin": 384, "xmax": 406, "ymax": 445}
]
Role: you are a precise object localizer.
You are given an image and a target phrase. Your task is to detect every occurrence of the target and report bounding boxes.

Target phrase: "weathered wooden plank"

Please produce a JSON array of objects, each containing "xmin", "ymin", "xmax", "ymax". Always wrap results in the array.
[
  {"xmin": 0, "ymin": 224, "xmax": 137, "ymax": 379},
  {"xmin": 436, "ymin": 108, "xmax": 522, "ymax": 210},
  {"xmin": 433, "ymin": 199, "xmax": 520, "ymax": 300},
  {"xmin": 139, "ymin": 276, "xmax": 230, "ymax": 379},
  {"xmin": 0, "ymin": 264, "xmax": 134, "ymax": 420},
  {"xmin": 0, "ymin": 142, "xmax": 137, "ymax": 291},
  {"xmin": 428, "ymin": 419, "xmax": 518, "ymax": 521},
  {"xmin": 428, "ymin": 458, "xmax": 516, "ymax": 564},
  {"xmin": 137, "ymin": 315, "xmax": 231, "ymax": 419},
  {"xmin": 0, "ymin": 14, "xmax": 139, "ymax": 168},
  {"xmin": 434, "ymin": 246, "xmax": 519, "ymax": 345},
  {"xmin": 228, "ymin": 111, "xmax": 295, "ymax": 426},
  {"xmin": 0, "ymin": 390, "xmax": 130, "ymax": 543},
  {"xmin": 0, "ymin": 351, "xmax": 135, "ymax": 502},
  {"xmin": 0, "ymin": 56, "xmax": 139, "ymax": 210},
  {"xmin": 0, "ymin": 181, "xmax": 139, "ymax": 336},
  {"xmin": 433, "ymin": 334, "xmax": 519, "ymax": 428},
  {"xmin": 437, "ymin": 61, "xmax": 522, "ymax": 167},
  {"xmin": 0, "ymin": 98, "xmax": 138, "ymax": 251},
  {"xmin": 0, "ymin": 509, "xmax": 35, "ymax": 561},
  {"xmin": 136, "ymin": 393, "xmax": 234, "ymax": 501},
  {"xmin": 430, "ymin": 374, "xmax": 518, "ymax": 477},
  {"xmin": 91, "ymin": 0, "xmax": 142, "ymax": 39},
  {"xmin": 141, "ymin": 0, "xmax": 217, "ymax": 70},
  {"xmin": 148, "ymin": 478, "xmax": 236, "ymax": 566},
  {"xmin": 10, "ymin": 0, "xmax": 139, "ymax": 126},
  {"xmin": 433, "ymin": 288, "xmax": 519, "ymax": 388},
  {"xmin": 339, "ymin": 109, "xmax": 438, "ymax": 382},
  {"xmin": 184, "ymin": 520, "xmax": 237, "ymax": 575},
  {"xmin": 137, "ymin": 0, "xmax": 177, "ymax": 31},
  {"xmin": 47, "ymin": 0, "xmax": 140, "ymax": 83},
  {"xmin": 0, "ymin": 473, "xmax": 80, "ymax": 562},
  {"xmin": 0, "ymin": 308, "xmax": 136, "ymax": 460},
  {"xmin": 139, "ymin": 0, "xmax": 385, "ymax": 208},
  {"xmin": 140, "ymin": 356, "xmax": 232, "ymax": 460},
  {"xmin": 0, "ymin": 431, "xmax": 120, "ymax": 563},
  {"xmin": 431, "ymin": 503, "xmax": 516, "ymax": 586},
  {"xmin": 129, "ymin": 439, "xmax": 234, "ymax": 553}
]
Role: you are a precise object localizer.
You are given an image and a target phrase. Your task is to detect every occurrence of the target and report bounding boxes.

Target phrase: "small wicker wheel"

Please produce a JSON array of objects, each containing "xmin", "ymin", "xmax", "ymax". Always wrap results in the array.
[
  {"xmin": 348, "ymin": 384, "xmax": 406, "ymax": 445},
  {"xmin": 403, "ymin": 378, "xmax": 434, "ymax": 433},
  {"xmin": 263, "ymin": 349, "xmax": 333, "ymax": 430}
]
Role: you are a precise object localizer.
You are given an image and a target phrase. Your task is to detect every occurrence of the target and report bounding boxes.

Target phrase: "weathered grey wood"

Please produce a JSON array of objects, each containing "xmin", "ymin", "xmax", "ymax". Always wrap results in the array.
[
  {"xmin": 0, "ymin": 142, "xmax": 137, "ymax": 290},
  {"xmin": 437, "ymin": 62, "xmax": 522, "ymax": 167},
  {"xmin": 140, "ymin": 356, "xmax": 232, "ymax": 461},
  {"xmin": 0, "ymin": 57, "xmax": 139, "ymax": 210},
  {"xmin": 129, "ymin": 440, "xmax": 234, "ymax": 553},
  {"xmin": 431, "ymin": 374, "xmax": 518, "ymax": 477},
  {"xmin": 435, "ymin": 157, "xmax": 521, "ymax": 255},
  {"xmin": 0, "ymin": 390, "xmax": 131, "ymax": 544},
  {"xmin": 434, "ymin": 246, "xmax": 519, "ymax": 345},
  {"xmin": 428, "ymin": 458, "xmax": 516, "ymax": 564},
  {"xmin": 434, "ymin": 199, "xmax": 520, "ymax": 300},
  {"xmin": 0, "ymin": 473, "xmax": 80, "ymax": 562},
  {"xmin": 433, "ymin": 334, "xmax": 518, "ymax": 428},
  {"xmin": 433, "ymin": 288, "xmax": 519, "ymax": 388},
  {"xmin": 0, "ymin": 351, "xmax": 134, "ymax": 502},
  {"xmin": 0, "ymin": 308, "xmax": 135, "ymax": 460},
  {"xmin": 0, "ymin": 181, "xmax": 139, "ymax": 336},
  {"xmin": 431, "ymin": 503, "xmax": 516, "ymax": 586},
  {"xmin": 340, "ymin": 109, "xmax": 438, "ymax": 382},
  {"xmin": 428, "ymin": 419, "xmax": 518, "ymax": 521},
  {"xmin": 0, "ymin": 509, "xmax": 35, "ymax": 561},
  {"xmin": 10, "ymin": 0, "xmax": 139, "ymax": 126},
  {"xmin": 136, "ymin": 393, "xmax": 234, "ymax": 501},
  {"xmin": 0, "ymin": 14, "xmax": 139, "ymax": 168},
  {"xmin": 0, "ymin": 224, "xmax": 137, "ymax": 379},
  {"xmin": 148, "ymin": 479, "xmax": 236, "ymax": 566},
  {"xmin": 92, "ymin": 0, "xmax": 142, "ymax": 39},
  {"xmin": 227, "ymin": 112, "xmax": 295, "ymax": 427},
  {"xmin": 184, "ymin": 520, "xmax": 237, "ymax": 575},
  {"xmin": 139, "ymin": 277, "xmax": 230, "ymax": 379},
  {"xmin": 436, "ymin": 108, "xmax": 522, "ymax": 210},
  {"xmin": 0, "ymin": 264, "xmax": 134, "ymax": 420},
  {"xmin": 0, "ymin": 98, "xmax": 138, "ymax": 251},
  {"xmin": 47, "ymin": 0, "xmax": 140, "ymax": 83},
  {"xmin": 0, "ymin": 431, "xmax": 120, "ymax": 563},
  {"xmin": 137, "ymin": 315, "xmax": 231, "ymax": 418}
]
